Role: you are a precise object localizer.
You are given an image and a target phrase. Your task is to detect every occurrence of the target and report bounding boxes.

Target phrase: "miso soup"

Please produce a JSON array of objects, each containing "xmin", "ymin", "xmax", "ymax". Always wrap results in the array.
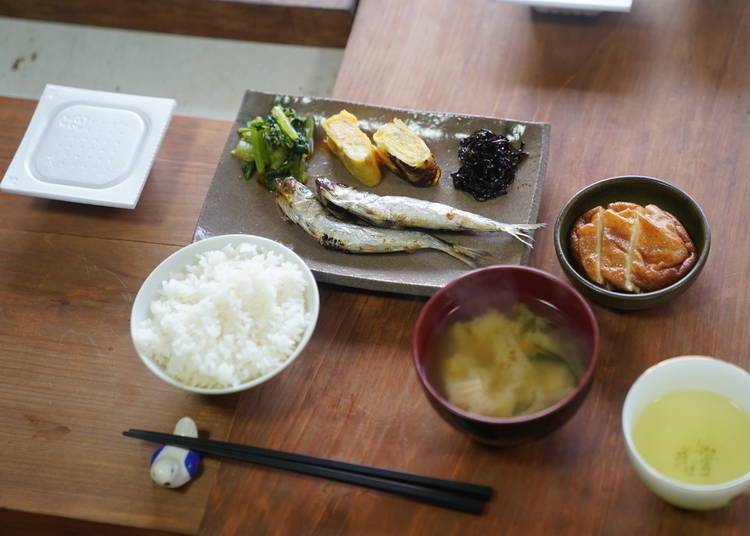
[{"xmin": 434, "ymin": 303, "xmax": 584, "ymax": 418}]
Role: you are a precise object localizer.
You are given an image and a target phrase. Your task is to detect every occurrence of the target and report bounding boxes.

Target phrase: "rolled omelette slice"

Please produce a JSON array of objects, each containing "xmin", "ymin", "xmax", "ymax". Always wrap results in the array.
[
  {"xmin": 373, "ymin": 118, "xmax": 441, "ymax": 187},
  {"xmin": 322, "ymin": 110, "xmax": 382, "ymax": 187}
]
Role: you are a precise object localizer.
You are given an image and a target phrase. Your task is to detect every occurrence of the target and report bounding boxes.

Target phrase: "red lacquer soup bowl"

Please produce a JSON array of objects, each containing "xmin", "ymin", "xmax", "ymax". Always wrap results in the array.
[{"xmin": 411, "ymin": 265, "xmax": 599, "ymax": 446}]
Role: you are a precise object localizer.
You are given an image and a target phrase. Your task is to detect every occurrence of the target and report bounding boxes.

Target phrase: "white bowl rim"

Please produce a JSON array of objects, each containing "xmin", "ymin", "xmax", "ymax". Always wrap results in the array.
[
  {"xmin": 622, "ymin": 355, "xmax": 750, "ymax": 492},
  {"xmin": 130, "ymin": 233, "xmax": 319, "ymax": 395}
]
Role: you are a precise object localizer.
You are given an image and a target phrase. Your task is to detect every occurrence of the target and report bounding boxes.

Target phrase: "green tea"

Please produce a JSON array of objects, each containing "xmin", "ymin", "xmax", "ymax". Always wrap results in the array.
[{"xmin": 633, "ymin": 389, "xmax": 750, "ymax": 485}]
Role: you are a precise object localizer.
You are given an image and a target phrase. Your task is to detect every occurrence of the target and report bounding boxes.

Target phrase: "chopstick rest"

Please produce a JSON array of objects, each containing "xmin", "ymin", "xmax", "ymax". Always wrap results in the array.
[
  {"xmin": 148, "ymin": 418, "xmax": 201, "ymax": 488},
  {"xmin": 124, "ymin": 429, "xmax": 493, "ymax": 514}
]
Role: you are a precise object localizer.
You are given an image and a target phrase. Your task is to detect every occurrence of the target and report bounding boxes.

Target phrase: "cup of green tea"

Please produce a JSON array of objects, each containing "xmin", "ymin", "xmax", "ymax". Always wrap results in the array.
[{"xmin": 622, "ymin": 356, "xmax": 750, "ymax": 509}]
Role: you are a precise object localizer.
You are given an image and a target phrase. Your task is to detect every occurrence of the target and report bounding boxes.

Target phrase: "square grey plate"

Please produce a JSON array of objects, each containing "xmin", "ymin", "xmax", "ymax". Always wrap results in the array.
[{"xmin": 195, "ymin": 90, "xmax": 549, "ymax": 296}]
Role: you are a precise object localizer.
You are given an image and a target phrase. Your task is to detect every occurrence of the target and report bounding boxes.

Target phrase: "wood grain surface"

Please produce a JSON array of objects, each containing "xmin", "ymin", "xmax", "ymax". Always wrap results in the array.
[
  {"xmin": 0, "ymin": 99, "xmax": 229, "ymax": 246},
  {"xmin": 1, "ymin": 509, "xmax": 180, "ymax": 536},
  {"xmin": 199, "ymin": 0, "xmax": 750, "ymax": 534},
  {"xmin": 2, "ymin": 0, "xmax": 749, "ymax": 533},
  {"xmin": 0, "ymin": 101, "xmax": 238, "ymax": 533},
  {"xmin": 0, "ymin": 0, "xmax": 356, "ymax": 47}
]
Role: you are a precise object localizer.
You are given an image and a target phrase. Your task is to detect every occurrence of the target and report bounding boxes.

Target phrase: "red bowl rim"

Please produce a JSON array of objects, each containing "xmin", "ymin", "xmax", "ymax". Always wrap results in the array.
[{"xmin": 411, "ymin": 265, "xmax": 600, "ymax": 425}]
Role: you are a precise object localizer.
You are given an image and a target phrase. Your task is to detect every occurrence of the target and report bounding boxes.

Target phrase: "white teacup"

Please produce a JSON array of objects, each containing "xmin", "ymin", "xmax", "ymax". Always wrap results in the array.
[{"xmin": 622, "ymin": 356, "xmax": 750, "ymax": 510}]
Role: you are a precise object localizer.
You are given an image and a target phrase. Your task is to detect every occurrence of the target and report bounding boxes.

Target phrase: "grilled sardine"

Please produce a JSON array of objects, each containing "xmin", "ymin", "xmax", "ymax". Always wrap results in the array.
[
  {"xmin": 274, "ymin": 177, "xmax": 485, "ymax": 267},
  {"xmin": 316, "ymin": 178, "xmax": 544, "ymax": 247}
]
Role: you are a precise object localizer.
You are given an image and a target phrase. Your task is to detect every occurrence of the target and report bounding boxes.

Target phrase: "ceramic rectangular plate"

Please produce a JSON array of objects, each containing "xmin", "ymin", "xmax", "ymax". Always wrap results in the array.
[{"xmin": 195, "ymin": 90, "xmax": 549, "ymax": 296}]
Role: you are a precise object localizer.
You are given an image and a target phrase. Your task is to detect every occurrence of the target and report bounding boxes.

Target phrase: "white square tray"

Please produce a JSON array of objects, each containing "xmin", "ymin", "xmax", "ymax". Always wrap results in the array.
[{"xmin": 1, "ymin": 85, "xmax": 175, "ymax": 209}]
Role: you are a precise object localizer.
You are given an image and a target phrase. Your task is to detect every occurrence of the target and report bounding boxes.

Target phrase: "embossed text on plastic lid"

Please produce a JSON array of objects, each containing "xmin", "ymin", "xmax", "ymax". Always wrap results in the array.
[{"xmin": 1, "ymin": 84, "xmax": 175, "ymax": 209}]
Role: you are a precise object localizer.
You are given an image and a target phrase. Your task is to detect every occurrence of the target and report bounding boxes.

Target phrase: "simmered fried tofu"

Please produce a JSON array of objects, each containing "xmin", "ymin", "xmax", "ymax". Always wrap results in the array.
[{"xmin": 570, "ymin": 202, "xmax": 696, "ymax": 293}]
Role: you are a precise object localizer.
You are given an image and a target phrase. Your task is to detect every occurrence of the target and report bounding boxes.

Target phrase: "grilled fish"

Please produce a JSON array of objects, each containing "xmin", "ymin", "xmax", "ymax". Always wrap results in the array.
[
  {"xmin": 274, "ymin": 177, "xmax": 485, "ymax": 267},
  {"xmin": 316, "ymin": 178, "xmax": 544, "ymax": 247}
]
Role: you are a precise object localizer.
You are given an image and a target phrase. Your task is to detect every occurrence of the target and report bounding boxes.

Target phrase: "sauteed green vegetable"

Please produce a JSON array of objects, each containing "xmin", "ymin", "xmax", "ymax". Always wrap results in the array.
[{"xmin": 232, "ymin": 105, "xmax": 314, "ymax": 190}]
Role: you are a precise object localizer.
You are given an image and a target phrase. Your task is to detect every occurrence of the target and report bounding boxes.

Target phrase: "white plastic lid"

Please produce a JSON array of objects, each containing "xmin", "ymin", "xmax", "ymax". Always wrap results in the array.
[{"xmin": 1, "ymin": 84, "xmax": 176, "ymax": 209}]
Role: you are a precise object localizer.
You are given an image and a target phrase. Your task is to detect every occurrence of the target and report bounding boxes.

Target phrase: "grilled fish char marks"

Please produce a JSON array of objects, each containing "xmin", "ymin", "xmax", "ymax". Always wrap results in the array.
[
  {"xmin": 315, "ymin": 177, "xmax": 543, "ymax": 247},
  {"xmin": 319, "ymin": 233, "xmax": 348, "ymax": 251},
  {"xmin": 570, "ymin": 202, "xmax": 696, "ymax": 293},
  {"xmin": 274, "ymin": 177, "xmax": 485, "ymax": 267}
]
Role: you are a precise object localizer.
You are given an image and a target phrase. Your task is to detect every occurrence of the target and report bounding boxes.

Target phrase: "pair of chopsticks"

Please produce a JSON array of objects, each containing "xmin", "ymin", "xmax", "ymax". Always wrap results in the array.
[{"xmin": 123, "ymin": 429, "xmax": 493, "ymax": 514}]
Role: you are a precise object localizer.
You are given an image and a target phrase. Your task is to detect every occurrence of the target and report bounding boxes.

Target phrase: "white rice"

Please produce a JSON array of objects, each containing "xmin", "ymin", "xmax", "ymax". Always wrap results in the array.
[{"xmin": 133, "ymin": 242, "xmax": 310, "ymax": 388}]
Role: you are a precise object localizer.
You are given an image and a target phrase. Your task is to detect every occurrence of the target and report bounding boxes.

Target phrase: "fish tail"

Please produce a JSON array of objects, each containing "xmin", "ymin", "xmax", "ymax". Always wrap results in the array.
[
  {"xmin": 499, "ymin": 222, "xmax": 546, "ymax": 247},
  {"xmin": 440, "ymin": 241, "xmax": 488, "ymax": 268},
  {"xmin": 510, "ymin": 223, "xmax": 547, "ymax": 230}
]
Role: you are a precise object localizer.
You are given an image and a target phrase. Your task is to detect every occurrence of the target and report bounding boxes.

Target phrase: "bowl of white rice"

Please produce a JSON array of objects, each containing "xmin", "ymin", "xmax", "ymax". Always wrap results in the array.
[{"xmin": 130, "ymin": 234, "xmax": 319, "ymax": 394}]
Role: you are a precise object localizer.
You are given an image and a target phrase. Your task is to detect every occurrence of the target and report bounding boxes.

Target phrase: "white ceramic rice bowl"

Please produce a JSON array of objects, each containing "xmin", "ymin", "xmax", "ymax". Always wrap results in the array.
[
  {"xmin": 622, "ymin": 356, "xmax": 750, "ymax": 509},
  {"xmin": 130, "ymin": 234, "xmax": 319, "ymax": 394}
]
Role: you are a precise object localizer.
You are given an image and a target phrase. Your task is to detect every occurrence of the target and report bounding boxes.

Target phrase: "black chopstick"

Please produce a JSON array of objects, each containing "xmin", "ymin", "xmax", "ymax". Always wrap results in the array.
[
  {"xmin": 125, "ymin": 429, "xmax": 492, "ymax": 500},
  {"xmin": 124, "ymin": 429, "xmax": 492, "ymax": 514}
]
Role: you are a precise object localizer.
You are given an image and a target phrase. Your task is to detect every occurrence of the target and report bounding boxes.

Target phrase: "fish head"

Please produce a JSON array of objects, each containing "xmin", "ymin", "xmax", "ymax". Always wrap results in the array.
[
  {"xmin": 273, "ymin": 176, "xmax": 325, "ymax": 223},
  {"xmin": 315, "ymin": 177, "xmax": 353, "ymax": 195},
  {"xmin": 315, "ymin": 177, "xmax": 360, "ymax": 205},
  {"xmin": 314, "ymin": 177, "xmax": 336, "ymax": 192},
  {"xmin": 274, "ymin": 176, "xmax": 311, "ymax": 203}
]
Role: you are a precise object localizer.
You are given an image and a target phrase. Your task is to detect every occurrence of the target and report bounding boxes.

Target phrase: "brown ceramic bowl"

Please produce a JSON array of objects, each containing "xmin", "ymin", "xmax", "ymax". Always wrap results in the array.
[
  {"xmin": 411, "ymin": 266, "xmax": 599, "ymax": 446},
  {"xmin": 554, "ymin": 176, "xmax": 710, "ymax": 310}
]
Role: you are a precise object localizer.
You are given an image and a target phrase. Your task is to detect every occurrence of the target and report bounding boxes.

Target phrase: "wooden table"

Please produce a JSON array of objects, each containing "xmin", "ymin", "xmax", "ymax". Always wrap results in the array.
[
  {"xmin": 0, "ymin": 0, "xmax": 356, "ymax": 47},
  {"xmin": 2, "ymin": 0, "xmax": 749, "ymax": 534}
]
